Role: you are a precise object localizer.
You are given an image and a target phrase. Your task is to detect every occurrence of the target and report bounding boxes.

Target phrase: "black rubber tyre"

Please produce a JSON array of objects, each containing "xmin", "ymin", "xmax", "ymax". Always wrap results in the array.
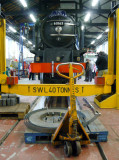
[
  {"xmin": 64, "ymin": 141, "xmax": 72, "ymax": 157},
  {"xmin": 72, "ymin": 141, "xmax": 81, "ymax": 156}
]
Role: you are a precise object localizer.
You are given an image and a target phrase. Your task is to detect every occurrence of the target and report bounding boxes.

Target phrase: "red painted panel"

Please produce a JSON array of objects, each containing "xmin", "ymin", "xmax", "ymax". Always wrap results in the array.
[
  {"xmin": 94, "ymin": 76, "xmax": 105, "ymax": 85},
  {"xmin": 31, "ymin": 63, "xmax": 86, "ymax": 73},
  {"xmin": 7, "ymin": 76, "xmax": 18, "ymax": 85}
]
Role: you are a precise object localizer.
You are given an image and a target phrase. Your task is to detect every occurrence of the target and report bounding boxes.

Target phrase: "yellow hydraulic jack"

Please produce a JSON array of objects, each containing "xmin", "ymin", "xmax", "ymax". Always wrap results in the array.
[{"xmin": 52, "ymin": 63, "xmax": 90, "ymax": 157}]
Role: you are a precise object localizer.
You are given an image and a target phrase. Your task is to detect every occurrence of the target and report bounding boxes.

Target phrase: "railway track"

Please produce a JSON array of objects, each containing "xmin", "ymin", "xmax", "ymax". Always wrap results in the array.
[
  {"xmin": 0, "ymin": 96, "xmax": 108, "ymax": 159},
  {"xmin": 96, "ymin": 142, "xmax": 108, "ymax": 160}
]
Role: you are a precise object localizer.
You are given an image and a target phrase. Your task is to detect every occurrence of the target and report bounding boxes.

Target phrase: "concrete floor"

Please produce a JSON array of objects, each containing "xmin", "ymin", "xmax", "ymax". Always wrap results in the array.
[{"xmin": 0, "ymin": 77, "xmax": 119, "ymax": 160}]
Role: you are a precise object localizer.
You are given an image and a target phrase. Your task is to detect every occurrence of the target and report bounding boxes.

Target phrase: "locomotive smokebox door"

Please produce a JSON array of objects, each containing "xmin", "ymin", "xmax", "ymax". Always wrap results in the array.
[{"xmin": 40, "ymin": 11, "xmax": 76, "ymax": 48}]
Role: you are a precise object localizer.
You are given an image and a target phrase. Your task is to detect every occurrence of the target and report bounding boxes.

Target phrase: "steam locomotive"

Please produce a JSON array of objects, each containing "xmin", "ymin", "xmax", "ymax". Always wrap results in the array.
[{"xmin": 31, "ymin": 10, "xmax": 85, "ymax": 83}]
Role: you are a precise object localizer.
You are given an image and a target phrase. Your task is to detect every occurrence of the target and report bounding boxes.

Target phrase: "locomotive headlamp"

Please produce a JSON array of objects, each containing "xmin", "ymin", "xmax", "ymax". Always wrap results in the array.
[
  {"xmin": 56, "ymin": 57, "xmax": 60, "ymax": 62},
  {"xmin": 55, "ymin": 26, "xmax": 62, "ymax": 34},
  {"xmin": 36, "ymin": 57, "xmax": 40, "ymax": 62},
  {"xmin": 56, "ymin": 37, "xmax": 61, "ymax": 41},
  {"xmin": 77, "ymin": 57, "xmax": 80, "ymax": 62}
]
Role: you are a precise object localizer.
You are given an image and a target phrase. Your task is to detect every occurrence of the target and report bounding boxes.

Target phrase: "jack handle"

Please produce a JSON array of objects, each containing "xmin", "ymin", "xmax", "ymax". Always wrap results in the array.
[{"xmin": 56, "ymin": 62, "xmax": 84, "ymax": 79}]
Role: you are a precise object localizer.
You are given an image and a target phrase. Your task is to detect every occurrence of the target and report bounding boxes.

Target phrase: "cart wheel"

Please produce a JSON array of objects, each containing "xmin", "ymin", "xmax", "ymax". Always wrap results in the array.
[
  {"xmin": 64, "ymin": 141, "xmax": 72, "ymax": 157},
  {"xmin": 72, "ymin": 141, "xmax": 81, "ymax": 156}
]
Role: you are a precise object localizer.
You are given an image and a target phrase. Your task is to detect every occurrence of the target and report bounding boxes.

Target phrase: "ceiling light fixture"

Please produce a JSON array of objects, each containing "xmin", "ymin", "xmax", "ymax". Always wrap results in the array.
[
  {"xmin": 97, "ymin": 34, "xmax": 102, "ymax": 39},
  {"xmin": 19, "ymin": 0, "xmax": 27, "ymax": 8},
  {"xmin": 22, "ymin": 36, "xmax": 26, "ymax": 40},
  {"xmin": 91, "ymin": 40, "xmax": 95, "ymax": 44},
  {"xmin": 28, "ymin": 41, "xmax": 32, "ymax": 45},
  {"xmin": 84, "ymin": 12, "xmax": 91, "ymax": 22},
  {"xmin": 105, "ymin": 28, "xmax": 109, "ymax": 32},
  {"xmin": 92, "ymin": 0, "xmax": 99, "ymax": 7},
  {"xmin": 30, "ymin": 14, "xmax": 36, "ymax": 23},
  {"xmin": 9, "ymin": 26, "xmax": 17, "ymax": 33},
  {"xmin": 81, "ymin": 25, "xmax": 84, "ymax": 30}
]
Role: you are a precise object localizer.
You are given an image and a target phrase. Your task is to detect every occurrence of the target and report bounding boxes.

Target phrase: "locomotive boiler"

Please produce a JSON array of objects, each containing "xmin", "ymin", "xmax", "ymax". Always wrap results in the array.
[{"xmin": 31, "ymin": 10, "xmax": 84, "ymax": 83}]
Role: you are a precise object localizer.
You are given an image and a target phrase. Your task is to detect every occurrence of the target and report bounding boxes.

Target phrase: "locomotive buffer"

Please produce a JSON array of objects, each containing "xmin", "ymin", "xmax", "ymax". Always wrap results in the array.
[{"xmin": 52, "ymin": 63, "xmax": 90, "ymax": 157}]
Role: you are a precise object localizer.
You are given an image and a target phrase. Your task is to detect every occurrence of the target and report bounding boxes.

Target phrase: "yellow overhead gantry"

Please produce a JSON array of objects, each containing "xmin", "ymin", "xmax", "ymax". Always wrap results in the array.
[{"xmin": 0, "ymin": 8, "xmax": 117, "ymax": 105}]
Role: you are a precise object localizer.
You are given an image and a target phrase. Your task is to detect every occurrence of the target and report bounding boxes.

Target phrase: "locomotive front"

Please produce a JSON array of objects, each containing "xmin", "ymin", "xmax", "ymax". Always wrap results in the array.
[{"xmin": 32, "ymin": 11, "xmax": 82, "ymax": 84}]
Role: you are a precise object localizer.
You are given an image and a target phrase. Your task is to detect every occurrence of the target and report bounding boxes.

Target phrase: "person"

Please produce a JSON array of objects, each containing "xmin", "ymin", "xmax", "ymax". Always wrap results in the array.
[
  {"xmin": 84, "ymin": 59, "xmax": 92, "ymax": 82},
  {"xmin": 96, "ymin": 51, "xmax": 108, "ymax": 76},
  {"xmin": 29, "ymin": 64, "xmax": 34, "ymax": 80},
  {"xmin": 92, "ymin": 63, "xmax": 97, "ymax": 78},
  {"xmin": 88, "ymin": 60, "xmax": 93, "ymax": 82}
]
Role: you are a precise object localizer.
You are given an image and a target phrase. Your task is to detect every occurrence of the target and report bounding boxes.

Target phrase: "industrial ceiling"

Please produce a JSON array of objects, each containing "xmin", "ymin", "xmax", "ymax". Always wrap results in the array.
[{"xmin": 0, "ymin": 0, "xmax": 117, "ymax": 48}]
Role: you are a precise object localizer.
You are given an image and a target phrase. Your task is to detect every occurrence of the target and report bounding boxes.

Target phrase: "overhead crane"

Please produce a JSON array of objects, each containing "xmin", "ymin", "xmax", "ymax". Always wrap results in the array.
[{"xmin": 0, "ymin": 5, "xmax": 119, "ymax": 157}]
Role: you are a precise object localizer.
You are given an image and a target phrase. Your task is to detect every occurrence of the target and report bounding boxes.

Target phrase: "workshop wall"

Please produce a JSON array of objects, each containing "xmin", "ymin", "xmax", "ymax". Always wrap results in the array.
[
  {"xmin": 96, "ymin": 41, "xmax": 108, "ymax": 54},
  {"xmin": 6, "ymin": 36, "xmax": 34, "ymax": 60}
]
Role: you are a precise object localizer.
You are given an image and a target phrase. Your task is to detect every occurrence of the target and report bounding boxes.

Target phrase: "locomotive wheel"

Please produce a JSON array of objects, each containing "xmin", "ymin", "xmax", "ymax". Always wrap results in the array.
[
  {"xmin": 72, "ymin": 141, "xmax": 81, "ymax": 156},
  {"xmin": 64, "ymin": 141, "xmax": 72, "ymax": 157}
]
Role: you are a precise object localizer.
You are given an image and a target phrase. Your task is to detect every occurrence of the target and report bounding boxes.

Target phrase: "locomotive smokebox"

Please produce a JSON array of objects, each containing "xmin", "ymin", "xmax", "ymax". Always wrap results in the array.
[{"xmin": 40, "ymin": 11, "xmax": 75, "ymax": 48}]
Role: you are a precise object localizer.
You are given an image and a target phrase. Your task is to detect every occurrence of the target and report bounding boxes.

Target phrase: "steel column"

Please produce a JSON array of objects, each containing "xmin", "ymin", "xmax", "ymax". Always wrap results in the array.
[
  {"xmin": 116, "ymin": 8, "xmax": 119, "ymax": 109},
  {"xmin": 80, "ymin": 28, "xmax": 84, "ymax": 49},
  {"xmin": 108, "ymin": 17, "xmax": 114, "ymax": 75},
  {"xmin": 0, "ymin": 18, "xmax": 6, "ymax": 74}
]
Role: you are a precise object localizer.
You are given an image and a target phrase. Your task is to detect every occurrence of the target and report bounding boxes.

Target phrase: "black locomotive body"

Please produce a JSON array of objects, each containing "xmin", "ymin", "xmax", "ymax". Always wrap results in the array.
[{"xmin": 32, "ymin": 11, "xmax": 83, "ymax": 83}]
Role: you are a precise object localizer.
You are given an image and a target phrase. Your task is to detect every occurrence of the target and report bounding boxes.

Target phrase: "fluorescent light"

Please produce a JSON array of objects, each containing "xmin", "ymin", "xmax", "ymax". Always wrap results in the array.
[
  {"xmin": 22, "ymin": 36, "xmax": 26, "ymax": 40},
  {"xmin": 105, "ymin": 28, "xmax": 109, "ymax": 32},
  {"xmin": 9, "ymin": 26, "xmax": 17, "ymax": 33},
  {"xmin": 91, "ymin": 40, "xmax": 95, "ymax": 44},
  {"xmin": 20, "ymin": 0, "xmax": 27, "ymax": 8},
  {"xmin": 81, "ymin": 25, "xmax": 84, "ymax": 30},
  {"xmin": 30, "ymin": 14, "xmax": 36, "ymax": 23},
  {"xmin": 97, "ymin": 34, "xmax": 102, "ymax": 39},
  {"xmin": 28, "ymin": 41, "xmax": 32, "ymax": 45},
  {"xmin": 92, "ymin": 0, "xmax": 99, "ymax": 7},
  {"xmin": 84, "ymin": 12, "xmax": 91, "ymax": 22}
]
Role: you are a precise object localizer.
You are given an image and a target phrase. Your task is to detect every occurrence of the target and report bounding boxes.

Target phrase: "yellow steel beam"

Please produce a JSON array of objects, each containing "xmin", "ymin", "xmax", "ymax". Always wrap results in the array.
[
  {"xmin": 0, "ymin": 18, "xmax": 6, "ymax": 74},
  {"xmin": 1, "ymin": 84, "xmax": 111, "ymax": 97},
  {"xmin": 108, "ymin": 16, "xmax": 114, "ymax": 75},
  {"xmin": 116, "ymin": 8, "xmax": 119, "ymax": 109}
]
